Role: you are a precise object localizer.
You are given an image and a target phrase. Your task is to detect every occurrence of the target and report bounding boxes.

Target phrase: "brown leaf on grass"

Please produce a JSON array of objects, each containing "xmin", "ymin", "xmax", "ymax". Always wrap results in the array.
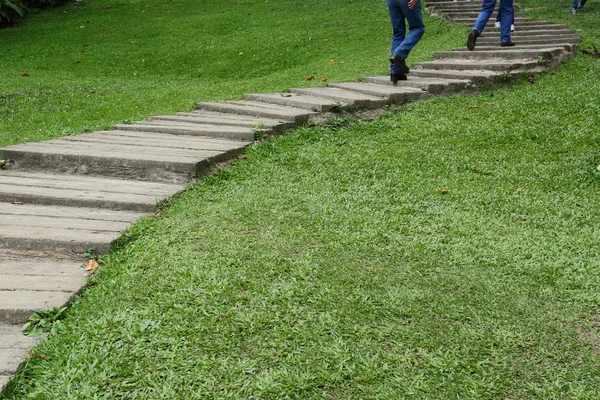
[
  {"xmin": 25, "ymin": 353, "xmax": 50, "ymax": 361},
  {"xmin": 85, "ymin": 259, "xmax": 99, "ymax": 272},
  {"xmin": 306, "ymin": 75, "xmax": 315, "ymax": 80},
  {"xmin": 320, "ymin": 78, "xmax": 327, "ymax": 82},
  {"xmin": 468, "ymin": 105, "xmax": 479, "ymax": 109},
  {"xmin": 20, "ymin": 71, "xmax": 29, "ymax": 77},
  {"xmin": 516, "ymin": 187, "xmax": 525, "ymax": 193},
  {"xmin": 528, "ymin": 75, "xmax": 536, "ymax": 84},
  {"xmin": 439, "ymin": 189, "xmax": 449, "ymax": 194},
  {"xmin": 237, "ymin": 155, "xmax": 246, "ymax": 159}
]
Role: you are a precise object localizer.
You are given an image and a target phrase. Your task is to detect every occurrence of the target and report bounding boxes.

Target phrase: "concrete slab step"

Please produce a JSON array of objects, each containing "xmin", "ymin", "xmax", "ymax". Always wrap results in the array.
[
  {"xmin": 453, "ymin": 43, "xmax": 574, "ymax": 52},
  {"xmin": 0, "ymin": 131, "xmax": 250, "ymax": 183},
  {"xmin": 288, "ymin": 87, "xmax": 389, "ymax": 109},
  {"xmin": 149, "ymin": 113, "xmax": 287, "ymax": 131},
  {"xmin": 363, "ymin": 75, "xmax": 476, "ymax": 96},
  {"xmin": 477, "ymin": 35, "xmax": 580, "ymax": 46},
  {"xmin": 415, "ymin": 58, "xmax": 538, "ymax": 72},
  {"xmin": 0, "ymin": 202, "xmax": 144, "ymax": 254},
  {"xmin": 409, "ymin": 68, "xmax": 504, "ymax": 83},
  {"xmin": 244, "ymin": 93, "xmax": 349, "ymax": 112},
  {"xmin": 0, "ymin": 171, "xmax": 183, "ymax": 212},
  {"xmin": 0, "ymin": 291, "xmax": 76, "ymax": 325},
  {"xmin": 326, "ymin": 82, "xmax": 426, "ymax": 104},
  {"xmin": 114, "ymin": 121, "xmax": 255, "ymax": 141},
  {"xmin": 478, "ymin": 29, "xmax": 576, "ymax": 38},
  {"xmin": 434, "ymin": 46, "xmax": 569, "ymax": 61},
  {"xmin": 0, "ymin": 255, "xmax": 85, "ymax": 325},
  {"xmin": 197, "ymin": 101, "xmax": 316, "ymax": 123},
  {"xmin": 0, "ymin": 324, "xmax": 42, "ymax": 391}
]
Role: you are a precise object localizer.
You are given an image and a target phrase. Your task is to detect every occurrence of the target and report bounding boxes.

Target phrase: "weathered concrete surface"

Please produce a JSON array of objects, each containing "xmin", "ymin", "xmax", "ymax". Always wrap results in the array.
[
  {"xmin": 363, "ymin": 76, "xmax": 477, "ymax": 96},
  {"xmin": 0, "ymin": 203, "xmax": 144, "ymax": 253},
  {"xmin": 197, "ymin": 101, "xmax": 317, "ymax": 123},
  {"xmin": 0, "ymin": 131, "xmax": 251, "ymax": 183},
  {"xmin": 244, "ymin": 93, "xmax": 349, "ymax": 112},
  {"xmin": 289, "ymin": 87, "xmax": 388, "ymax": 109},
  {"xmin": 0, "ymin": 171, "xmax": 184, "ymax": 211},
  {"xmin": 327, "ymin": 82, "xmax": 427, "ymax": 104}
]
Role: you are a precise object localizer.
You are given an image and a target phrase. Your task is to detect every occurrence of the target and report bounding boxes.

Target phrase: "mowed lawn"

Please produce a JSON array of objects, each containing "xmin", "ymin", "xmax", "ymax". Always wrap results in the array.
[{"xmin": 3, "ymin": 0, "xmax": 600, "ymax": 398}]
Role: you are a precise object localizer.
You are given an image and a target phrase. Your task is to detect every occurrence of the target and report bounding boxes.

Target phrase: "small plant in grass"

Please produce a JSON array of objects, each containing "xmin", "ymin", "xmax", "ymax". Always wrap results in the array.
[
  {"xmin": 83, "ymin": 247, "xmax": 99, "ymax": 261},
  {"xmin": 251, "ymin": 121, "xmax": 267, "ymax": 139},
  {"xmin": 22, "ymin": 307, "xmax": 67, "ymax": 336},
  {"xmin": 328, "ymin": 101, "xmax": 344, "ymax": 113}
]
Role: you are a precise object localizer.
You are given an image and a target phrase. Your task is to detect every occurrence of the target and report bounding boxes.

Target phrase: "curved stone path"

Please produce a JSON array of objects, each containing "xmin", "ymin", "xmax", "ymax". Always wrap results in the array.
[{"xmin": 0, "ymin": 0, "xmax": 580, "ymax": 391}]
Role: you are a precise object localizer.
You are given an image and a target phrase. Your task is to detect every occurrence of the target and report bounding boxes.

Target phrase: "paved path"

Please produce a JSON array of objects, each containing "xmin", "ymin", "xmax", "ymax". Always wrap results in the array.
[{"xmin": 0, "ymin": 0, "xmax": 580, "ymax": 391}]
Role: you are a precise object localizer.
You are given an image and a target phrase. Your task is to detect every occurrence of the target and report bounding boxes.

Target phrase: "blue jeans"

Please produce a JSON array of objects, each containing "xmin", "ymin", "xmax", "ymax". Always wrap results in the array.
[
  {"xmin": 387, "ymin": 0, "xmax": 425, "ymax": 73},
  {"xmin": 472, "ymin": 0, "xmax": 513, "ymax": 43}
]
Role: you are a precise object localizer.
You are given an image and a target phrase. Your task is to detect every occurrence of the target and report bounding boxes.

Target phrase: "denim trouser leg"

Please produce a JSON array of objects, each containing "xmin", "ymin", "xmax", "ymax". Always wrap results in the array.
[
  {"xmin": 472, "ymin": 0, "xmax": 497, "ymax": 35},
  {"xmin": 387, "ymin": 0, "xmax": 425, "ymax": 73},
  {"xmin": 498, "ymin": 0, "xmax": 513, "ymax": 42},
  {"xmin": 572, "ymin": 0, "xmax": 579, "ymax": 8}
]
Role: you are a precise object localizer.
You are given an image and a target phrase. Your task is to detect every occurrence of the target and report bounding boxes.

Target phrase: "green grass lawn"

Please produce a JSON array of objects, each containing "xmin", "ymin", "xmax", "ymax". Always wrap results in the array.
[{"xmin": 4, "ymin": 0, "xmax": 600, "ymax": 398}]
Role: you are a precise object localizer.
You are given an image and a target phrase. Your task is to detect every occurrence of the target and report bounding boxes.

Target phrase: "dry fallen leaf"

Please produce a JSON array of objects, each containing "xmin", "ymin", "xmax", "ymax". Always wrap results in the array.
[
  {"xmin": 238, "ymin": 52, "xmax": 244, "ymax": 56},
  {"xmin": 306, "ymin": 75, "xmax": 315, "ymax": 81},
  {"xmin": 516, "ymin": 187, "xmax": 525, "ymax": 193},
  {"xmin": 528, "ymin": 75, "xmax": 536, "ymax": 84},
  {"xmin": 468, "ymin": 105, "xmax": 478, "ymax": 109},
  {"xmin": 85, "ymin": 259, "xmax": 99, "ymax": 273},
  {"xmin": 21, "ymin": 71, "xmax": 29, "ymax": 77},
  {"xmin": 25, "ymin": 353, "xmax": 50, "ymax": 361},
  {"xmin": 439, "ymin": 189, "xmax": 449, "ymax": 194},
  {"xmin": 328, "ymin": 59, "xmax": 335, "ymax": 64},
  {"xmin": 320, "ymin": 78, "xmax": 327, "ymax": 82},
  {"xmin": 237, "ymin": 155, "xmax": 246, "ymax": 159}
]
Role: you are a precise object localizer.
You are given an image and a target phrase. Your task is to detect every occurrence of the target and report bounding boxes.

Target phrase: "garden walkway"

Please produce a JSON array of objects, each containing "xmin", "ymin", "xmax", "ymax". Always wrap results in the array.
[{"xmin": 0, "ymin": 0, "xmax": 581, "ymax": 390}]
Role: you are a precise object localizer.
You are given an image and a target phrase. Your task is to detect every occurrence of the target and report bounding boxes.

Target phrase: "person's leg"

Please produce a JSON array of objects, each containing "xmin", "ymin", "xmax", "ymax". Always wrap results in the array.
[
  {"xmin": 499, "ymin": 0, "xmax": 513, "ymax": 44},
  {"xmin": 472, "ymin": 0, "xmax": 497, "ymax": 35},
  {"xmin": 572, "ymin": 0, "xmax": 579, "ymax": 13},
  {"xmin": 391, "ymin": 0, "xmax": 424, "ymax": 60},
  {"xmin": 468, "ymin": 0, "xmax": 496, "ymax": 50},
  {"xmin": 578, "ymin": 0, "xmax": 587, "ymax": 10},
  {"xmin": 388, "ymin": 0, "xmax": 407, "ymax": 75}
]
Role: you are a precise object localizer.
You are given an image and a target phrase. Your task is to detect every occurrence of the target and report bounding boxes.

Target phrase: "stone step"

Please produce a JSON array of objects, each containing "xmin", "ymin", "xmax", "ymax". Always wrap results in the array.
[
  {"xmin": 0, "ymin": 255, "xmax": 85, "ymax": 324},
  {"xmin": 434, "ymin": 46, "xmax": 569, "ymax": 61},
  {"xmin": 114, "ymin": 121, "xmax": 256, "ymax": 141},
  {"xmin": 478, "ymin": 29, "xmax": 575, "ymax": 38},
  {"xmin": 0, "ymin": 324, "xmax": 39, "ymax": 390},
  {"xmin": 363, "ymin": 76, "xmax": 476, "ymax": 96},
  {"xmin": 453, "ymin": 43, "xmax": 574, "ymax": 52},
  {"xmin": 0, "ymin": 170, "xmax": 183, "ymax": 212},
  {"xmin": 0, "ymin": 131, "xmax": 250, "ymax": 184},
  {"xmin": 197, "ymin": 101, "xmax": 316, "ymax": 123},
  {"xmin": 150, "ymin": 113, "xmax": 292, "ymax": 133},
  {"xmin": 288, "ymin": 87, "xmax": 388, "ymax": 109},
  {"xmin": 415, "ymin": 58, "xmax": 538, "ymax": 72},
  {"xmin": 449, "ymin": 18, "xmax": 557, "ymax": 25},
  {"xmin": 244, "ymin": 93, "xmax": 349, "ymax": 112},
  {"xmin": 477, "ymin": 35, "xmax": 580, "ymax": 46},
  {"xmin": 0, "ymin": 203, "xmax": 144, "ymax": 254},
  {"xmin": 324, "ymin": 82, "xmax": 427, "ymax": 104},
  {"xmin": 409, "ymin": 68, "xmax": 504, "ymax": 83}
]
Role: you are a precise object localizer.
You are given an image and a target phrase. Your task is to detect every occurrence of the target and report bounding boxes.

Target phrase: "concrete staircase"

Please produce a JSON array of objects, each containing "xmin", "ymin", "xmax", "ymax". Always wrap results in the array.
[{"xmin": 0, "ymin": 1, "xmax": 580, "ymax": 391}]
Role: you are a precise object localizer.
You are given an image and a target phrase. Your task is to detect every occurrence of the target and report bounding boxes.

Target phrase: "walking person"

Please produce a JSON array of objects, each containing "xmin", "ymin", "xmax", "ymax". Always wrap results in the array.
[
  {"xmin": 572, "ymin": 0, "xmax": 588, "ymax": 14},
  {"xmin": 467, "ymin": 0, "xmax": 515, "ymax": 51},
  {"xmin": 387, "ymin": 0, "xmax": 425, "ymax": 83}
]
